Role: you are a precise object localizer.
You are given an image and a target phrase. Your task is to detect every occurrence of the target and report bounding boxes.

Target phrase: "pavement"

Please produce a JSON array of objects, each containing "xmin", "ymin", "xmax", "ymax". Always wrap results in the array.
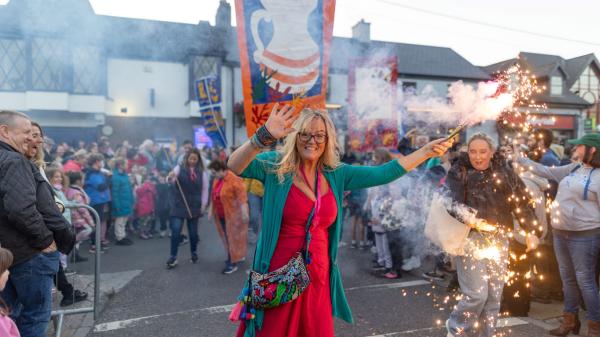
[{"xmin": 45, "ymin": 216, "xmax": 575, "ymax": 337}]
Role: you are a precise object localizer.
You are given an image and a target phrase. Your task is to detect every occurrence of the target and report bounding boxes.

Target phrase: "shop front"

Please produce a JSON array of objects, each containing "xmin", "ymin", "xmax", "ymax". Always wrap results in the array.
[{"xmin": 527, "ymin": 113, "xmax": 577, "ymax": 143}]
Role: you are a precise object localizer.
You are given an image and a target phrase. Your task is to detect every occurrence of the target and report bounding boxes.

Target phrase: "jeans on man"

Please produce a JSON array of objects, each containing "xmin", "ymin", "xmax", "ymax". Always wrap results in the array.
[
  {"xmin": 169, "ymin": 217, "xmax": 199, "ymax": 259},
  {"xmin": 247, "ymin": 193, "xmax": 262, "ymax": 235},
  {"xmin": 1, "ymin": 251, "xmax": 59, "ymax": 337},
  {"xmin": 374, "ymin": 232, "xmax": 393, "ymax": 269},
  {"xmin": 553, "ymin": 229, "xmax": 600, "ymax": 321},
  {"xmin": 447, "ymin": 232, "xmax": 508, "ymax": 337}
]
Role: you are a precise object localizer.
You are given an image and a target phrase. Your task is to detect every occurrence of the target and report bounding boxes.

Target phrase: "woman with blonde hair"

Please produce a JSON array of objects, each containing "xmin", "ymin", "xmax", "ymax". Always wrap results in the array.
[{"xmin": 228, "ymin": 104, "xmax": 450, "ymax": 337}]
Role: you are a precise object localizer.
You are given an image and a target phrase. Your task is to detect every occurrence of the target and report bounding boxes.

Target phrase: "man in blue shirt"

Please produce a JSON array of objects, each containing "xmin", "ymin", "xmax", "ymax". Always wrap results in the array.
[{"xmin": 536, "ymin": 129, "xmax": 561, "ymax": 167}]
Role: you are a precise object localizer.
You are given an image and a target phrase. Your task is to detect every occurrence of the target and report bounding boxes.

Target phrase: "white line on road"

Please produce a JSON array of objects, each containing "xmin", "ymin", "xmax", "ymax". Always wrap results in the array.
[
  {"xmin": 365, "ymin": 317, "xmax": 529, "ymax": 337},
  {"xmin": 93, "ymin": 280, "xmax": 430, "ymax": 333},
  {"xmin": 93, "ymin": 304, "xmax": 236, "ymax": 332},
  {"xmin": 345, "ymin": 279, "xmax": 430, "ymax": 291}
]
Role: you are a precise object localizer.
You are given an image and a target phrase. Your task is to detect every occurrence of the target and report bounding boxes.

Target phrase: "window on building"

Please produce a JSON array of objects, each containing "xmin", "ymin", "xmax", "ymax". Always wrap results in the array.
[
  {"xmin": 402, "ymin": 81, "xmax": 416, "ymax": 94},
  {"xmin": 0, "ymin": 38, "xmax": 26, "ymax": 90},
  {"xmin": 31, "ymin": 37, "xmax": 69, "ymax": 91},
  {"xmin": 577, "ymin": 66, "xmax": 600, "ymax": 104},
  {"xmin": 550, "ymin": 76, "xmax": 563, "ymax": 96},
  {"xmin": 190, "ymin": 55, "xmax": 220, "ymax": 99},
  {"xmin": 72, "ymin": 46, "xmax": 104, "ymax": 94}
]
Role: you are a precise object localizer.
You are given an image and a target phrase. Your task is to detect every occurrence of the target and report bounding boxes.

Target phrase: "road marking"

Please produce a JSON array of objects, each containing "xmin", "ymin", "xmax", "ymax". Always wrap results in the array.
[
  {"xmin": 94, "ymin": 280, "xmax": 430, "ymax": 333},
  {"xmin": 366, "ymin": 317, "xmax": 529, "ymax": 336},
  {"xmin": 93, "ymin": 304, "xmax": 236, "ymax": 332},
  {"xmin": 346, "ymin": 279, "xmax": 430, "ymax": 291}
]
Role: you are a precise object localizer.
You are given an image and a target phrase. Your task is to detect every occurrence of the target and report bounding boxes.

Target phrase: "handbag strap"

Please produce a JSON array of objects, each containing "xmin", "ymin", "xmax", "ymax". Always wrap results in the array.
[
  {"xmin": 245, "ymin": 166, "xmax": 320, "ymax": 276},
  {"xmin": 299, "ymin": 165, "xmax": 320, "ymax": 263},
  {"xmin": 584, "ymin": 168, "xmax": 596, "ymax": 201}
]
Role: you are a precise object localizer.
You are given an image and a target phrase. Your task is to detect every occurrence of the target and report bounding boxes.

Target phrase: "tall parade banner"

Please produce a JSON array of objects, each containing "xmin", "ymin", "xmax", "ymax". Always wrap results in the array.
[
  {"xmin": 347, "ymin": 57, "xmax": 398, "ymax": 151},
  {"xmin": 195, "ymin": 75, "xmax": 227, "ymax": 147},
  {"xmin": 235, "ymin": 0, "xmax": 336, "ymax": 136}
]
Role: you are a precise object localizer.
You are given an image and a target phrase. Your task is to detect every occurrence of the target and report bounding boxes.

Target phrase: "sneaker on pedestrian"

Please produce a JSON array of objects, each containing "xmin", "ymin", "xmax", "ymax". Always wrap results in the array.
[
  {"xmin": 222, "ymin": 264, "xmax": 238, "ymax": 274},
  {"xmin": 63, "ymin": 268, "xmax": 76, "ymax": 276},
  {"xmin": 191, "ymin": 254, "xmax": 198, "ymax": 264},
  {"xmin": 350, "ymin": 241, "xmax": 357, "ymax": 249},
  {"xmin": 60, "ymin": 290, "xmax": 88, "ymax": 307},
  {"xmin": 402, "ymin": 256, "xmax": 421, "ymax": 271},
  {"xmin": 371, "ymin": 262, "xmax": 386, "ymax": 271},
  {"xmin": 382, "ymin": 268, "xmax": 398, "ymax": 279},
  {"xmin": 159, "ymin": 230, "xmax": 167, "ymax": 238},
  {"xmin": 166, "ymin": 257, "xmax": 178, "ymax": 269},
  {"xmin": 116, "ymin": 238, "xmax": 133, "ymax": 246},
  {"xmin": 88, "ymin": 246, "xmax": 105, "ymax": 254},
  {"xmin": 179, "ymin": 235, "xmax": 189, "ymax": 246},
  {"xmin": 139, "ymin": 233, "xmax": 149, "ymax": 240},
  {"xmin": 422, "ymin": 271, "xmax": 445, "ymax": 281}
]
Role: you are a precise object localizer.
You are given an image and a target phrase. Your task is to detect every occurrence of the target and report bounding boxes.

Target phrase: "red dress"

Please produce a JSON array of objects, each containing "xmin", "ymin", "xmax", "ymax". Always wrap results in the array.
[{"xmin": 237, "ymin": 183, "xmax": 338, "ymax": 337}]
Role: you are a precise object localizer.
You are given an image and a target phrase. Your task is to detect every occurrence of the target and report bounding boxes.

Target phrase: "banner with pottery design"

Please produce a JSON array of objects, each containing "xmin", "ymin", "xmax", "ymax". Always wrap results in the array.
[
  {"xmin": 347, "ymin": 57, "xmax": 398, "ymax": 152},
  {"xmin": 235, "ymin": 0, "xmax": 336, "ymax": 137}
]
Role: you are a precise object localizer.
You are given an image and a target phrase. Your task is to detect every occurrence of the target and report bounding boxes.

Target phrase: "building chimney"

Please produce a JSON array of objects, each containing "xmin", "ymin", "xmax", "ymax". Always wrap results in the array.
[
  {"xmin": 216, "ymin": 0, "xmax": 231, "ymax": 28},
  {"xmin": 352, "ymin": 19, "xmax": 370, "ymax": 43}
]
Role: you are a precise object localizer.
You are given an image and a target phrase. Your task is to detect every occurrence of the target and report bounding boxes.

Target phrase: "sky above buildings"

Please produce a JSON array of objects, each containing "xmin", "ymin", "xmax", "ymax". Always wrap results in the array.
[{"xmin": 82, "ymin": 0, "xmax": 600, "ymax": 66}]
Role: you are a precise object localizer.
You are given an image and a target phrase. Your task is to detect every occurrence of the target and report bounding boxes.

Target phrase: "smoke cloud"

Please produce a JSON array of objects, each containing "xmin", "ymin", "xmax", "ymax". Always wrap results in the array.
[{"xmin": 403, "ymin": 81, "xmax": 513, "ymax": 126}]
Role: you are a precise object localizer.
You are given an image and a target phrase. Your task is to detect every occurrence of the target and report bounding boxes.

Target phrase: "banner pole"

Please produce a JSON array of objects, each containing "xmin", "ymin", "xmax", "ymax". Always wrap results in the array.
[{"xmin": 204, "ymin": 77, "xmax": 229, "ymax": 150}]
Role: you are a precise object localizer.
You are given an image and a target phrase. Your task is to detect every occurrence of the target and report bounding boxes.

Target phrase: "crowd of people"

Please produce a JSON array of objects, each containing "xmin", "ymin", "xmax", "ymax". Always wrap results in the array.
[
  {"xmin": 337, "ymin": 127, "xmax": 600, "ymax": 337},
  {"xmin": 0, "ymin": 105, "xmax": 598, "ymax": 337},
  {"xmin": 0, "ymin": 109, "xmax": 258, "ymax": 337}
]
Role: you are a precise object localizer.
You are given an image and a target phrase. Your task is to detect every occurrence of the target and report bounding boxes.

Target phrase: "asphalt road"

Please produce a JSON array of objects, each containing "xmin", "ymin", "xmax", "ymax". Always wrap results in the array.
[{"xmin": 79, "ymin": 216, "xmax": 552, "ymax": 337}]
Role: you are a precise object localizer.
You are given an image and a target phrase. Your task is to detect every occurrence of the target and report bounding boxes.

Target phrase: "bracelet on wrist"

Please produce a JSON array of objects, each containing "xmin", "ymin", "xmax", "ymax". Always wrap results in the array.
[
  {"xmin": 250, "ymin": 134, "xmax": 266, "ymax": 149},
  {"xmin": 256, "ymin": 125, "xmax": 277, "ymax": 147}
]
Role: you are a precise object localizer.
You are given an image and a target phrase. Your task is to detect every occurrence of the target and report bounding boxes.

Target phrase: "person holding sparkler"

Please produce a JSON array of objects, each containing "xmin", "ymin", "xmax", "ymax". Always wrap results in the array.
[
  {"xmin": 228, "ymin": 104, "xmax": 451, "ymax": 337},
  {"xmin": 445, "ymin": 132, "xmax": 539, "ymax": 337},
  {"xmin": 516, "ymin": 133, "xmax": 600, "ymax": 337}
]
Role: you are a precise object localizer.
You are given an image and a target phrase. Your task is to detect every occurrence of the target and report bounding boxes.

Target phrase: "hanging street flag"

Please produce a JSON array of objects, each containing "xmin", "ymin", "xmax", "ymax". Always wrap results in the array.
[
  {"xmin": 347, "ymin": 57, "xmax": 398, "ymax": 152},
  {"xmin": 235, "ymin": 0, "xmax": 336, "ymax": 136},
  {"xmin": 195, "ymin": 75, "xmax": 227, "ymax": 148}
]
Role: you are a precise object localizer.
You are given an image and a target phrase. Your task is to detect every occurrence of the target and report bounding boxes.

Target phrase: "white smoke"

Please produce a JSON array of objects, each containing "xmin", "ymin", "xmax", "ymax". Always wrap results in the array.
[{"xmin": 402, "ymin": 81, "xmax": 513, "ymax": 126}]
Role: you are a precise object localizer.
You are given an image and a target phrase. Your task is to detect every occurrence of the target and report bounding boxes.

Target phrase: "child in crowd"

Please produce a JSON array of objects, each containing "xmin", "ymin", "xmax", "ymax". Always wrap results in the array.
[
  {"xmin": 46, "ymin": 165, "xmax": 72, "ymax": 269},
  {"xmin": 348, "ymin": 187, "xmax": 368, "ymax": 249},
  {"xmin": 0, "ymin": 248, "xmax": 20, "ymax": 337},
  {"xmin": 110, "ymin": 158, "xmax": 134, "ymax": 246},
  {"xmin": 66, "ymin": 171, "xmax": 95, "ymax": 257},
  {"xmin": 135, "ymin": 174, "xmax": 157, "ymax": 239},
  {"xmin": 154, "ymin": 171, "xmax": 171, "ymax": 237}
]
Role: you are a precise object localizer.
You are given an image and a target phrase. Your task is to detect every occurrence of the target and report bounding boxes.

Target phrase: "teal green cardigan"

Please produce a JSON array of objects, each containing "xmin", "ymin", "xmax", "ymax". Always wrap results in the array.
[{"xmin": 239, "ymin": 152, "xmax": 407, "ymax": 336}]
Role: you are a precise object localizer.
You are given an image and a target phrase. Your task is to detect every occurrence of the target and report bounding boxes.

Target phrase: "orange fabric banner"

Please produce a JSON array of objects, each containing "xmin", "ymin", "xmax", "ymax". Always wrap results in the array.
[{"xmin": 235, "ymin": 0, "xmax": 336, "ymax": 137}]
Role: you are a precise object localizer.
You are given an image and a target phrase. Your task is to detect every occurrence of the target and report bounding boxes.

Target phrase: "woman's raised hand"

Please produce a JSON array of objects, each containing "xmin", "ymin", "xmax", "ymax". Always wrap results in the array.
[
  {"xmin": 421, "ymin": 138, "xmax": 452, "ymax": 158},
  {"xmin": 264, "ymin": 103, "xmax": 297, "ymax": 140}
]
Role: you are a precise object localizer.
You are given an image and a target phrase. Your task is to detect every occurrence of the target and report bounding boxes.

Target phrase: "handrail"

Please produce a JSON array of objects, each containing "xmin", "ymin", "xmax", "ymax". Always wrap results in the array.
[{"xmin": 51, "ymin": 203, "xmax": 101, "ymax": 337}]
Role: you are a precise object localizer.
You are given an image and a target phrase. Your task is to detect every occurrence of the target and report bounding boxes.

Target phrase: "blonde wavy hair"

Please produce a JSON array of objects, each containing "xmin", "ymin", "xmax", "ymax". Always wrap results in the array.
[{"xmin": 275, "ymin": 109, "xmax": 341, "ymax": 182}]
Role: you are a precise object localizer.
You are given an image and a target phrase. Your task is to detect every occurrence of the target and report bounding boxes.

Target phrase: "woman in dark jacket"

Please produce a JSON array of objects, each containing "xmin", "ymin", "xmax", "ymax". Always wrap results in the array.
[
  {"xmin": 445, "ymin": 133, "xmax": 539, "ymax": 337},
  {"xmin": 166, "ymin": 148, "xmax": 209, "ymax": 269}
]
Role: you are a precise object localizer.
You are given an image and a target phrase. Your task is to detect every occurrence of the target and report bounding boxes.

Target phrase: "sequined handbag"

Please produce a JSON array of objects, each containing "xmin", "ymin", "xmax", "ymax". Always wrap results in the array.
[{"xmin": 248, "ymin": 250, "xmax": 311, "ymax": 309}]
